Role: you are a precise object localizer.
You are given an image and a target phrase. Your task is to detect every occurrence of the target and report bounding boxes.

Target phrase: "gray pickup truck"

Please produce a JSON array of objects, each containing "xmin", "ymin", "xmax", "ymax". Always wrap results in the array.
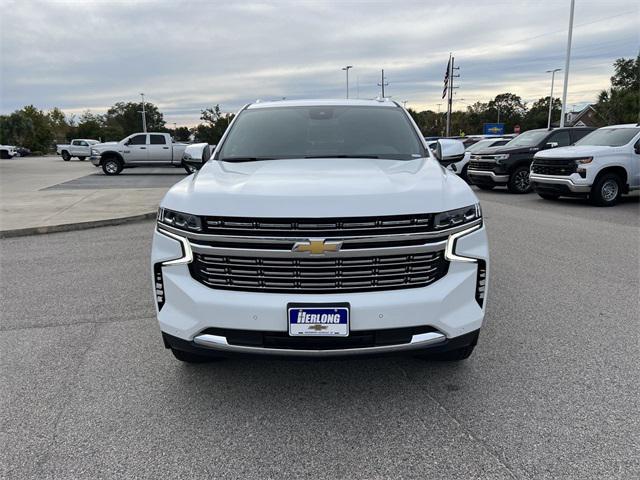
[{"xmin": 90, "ymin": 132, "xmax": 189, "ymax": 175}]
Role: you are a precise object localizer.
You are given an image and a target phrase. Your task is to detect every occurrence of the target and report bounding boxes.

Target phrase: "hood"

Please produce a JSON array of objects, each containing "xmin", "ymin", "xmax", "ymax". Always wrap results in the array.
[
  {"xmin": 534, "ymin": 145, "xmax": 614, "ymax": 158},
  {"xmin": 93, "ymin": 141, "xmax": 119, "ymax": 150},
  {"xmin": 474, "ymin": 144, "xmax": 536, "ymax": 155},
  {"xmin": 161, "ymin": 157, "xmax": 479, "ymax": 217}
]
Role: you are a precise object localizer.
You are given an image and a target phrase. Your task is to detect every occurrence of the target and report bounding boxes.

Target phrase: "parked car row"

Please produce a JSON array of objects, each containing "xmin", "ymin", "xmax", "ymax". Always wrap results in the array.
[
  {"xmin": 437, "ymin": 125, "xmax": 639, "ymax": 206},
  {"xmin": 1, "ymin": 145, "xmax": 32, "ymax": 158}
]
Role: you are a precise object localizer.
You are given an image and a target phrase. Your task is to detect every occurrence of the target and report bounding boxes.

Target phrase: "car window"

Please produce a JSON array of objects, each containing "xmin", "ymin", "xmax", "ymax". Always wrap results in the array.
[
  {"xmin": 218, "ymin": 105, "xmax": 426, "ymax": 161},
  {"xmin": 547, "ymin": 131, "xmax": 571, "ymax": 147},
  {"xmin": 571, "ymin": 129, "xmax": 592, "ymax": 143},
  {"xmin": 150, "ymin": 134, "xmax": 166, "ymax": 145},
  {"xmin": 71, "ymin": 140, "xmax": 79, "ymax": 146},
  {"xmin": 79, "ymin": 141, "xmax": 88, "ymax": 146},
  {"xmin": 128, "ymin": 135, "xmax": 147, "ymax": 145},
  {"xmin": 575, "ymin": 127, "xmax": 640, "ymax": 147},
  {"xmin": 505, "ymin": 130, "xmax": 548, "ymax": 147}
]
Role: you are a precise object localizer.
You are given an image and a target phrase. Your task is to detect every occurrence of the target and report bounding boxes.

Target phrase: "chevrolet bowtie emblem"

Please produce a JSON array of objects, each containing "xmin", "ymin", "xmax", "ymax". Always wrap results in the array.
[
  {"xmin": 308, "ymin": 324, "xmax": 328, "ymax": 331},
  {"xmin": 292, "ymin": 239, "xmax": 342, "ymax": 255}
]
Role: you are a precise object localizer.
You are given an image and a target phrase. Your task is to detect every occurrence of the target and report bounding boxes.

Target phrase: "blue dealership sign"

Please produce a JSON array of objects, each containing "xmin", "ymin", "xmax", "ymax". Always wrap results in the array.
[{"xmin": 483, "ymin": 123, "xmax": 505, "ymax": 135}]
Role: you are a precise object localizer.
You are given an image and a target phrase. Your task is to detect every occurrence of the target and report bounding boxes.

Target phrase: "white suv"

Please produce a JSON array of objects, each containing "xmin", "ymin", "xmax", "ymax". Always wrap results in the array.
[
  {"xmin": 530, "ymin": 124, "xmax": 640, "ymax": 206},
  {"xmin": 151, "ymin": 99, "xmax": 489, "ymax": 362}
]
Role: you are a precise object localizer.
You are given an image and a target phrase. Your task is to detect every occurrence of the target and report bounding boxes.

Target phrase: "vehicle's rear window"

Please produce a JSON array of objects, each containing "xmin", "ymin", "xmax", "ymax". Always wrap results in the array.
[
  {"xmin": 218, "ymin": 105, "xmax": 426, "ymax": 161},
  {"xmin": 150, "ymin": 134, "xmax": 166, "ymax": 145}
]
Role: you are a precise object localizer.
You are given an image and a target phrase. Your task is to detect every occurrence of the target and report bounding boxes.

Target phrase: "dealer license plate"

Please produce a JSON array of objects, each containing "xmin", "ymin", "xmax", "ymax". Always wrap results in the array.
[{"xmin": 288, "ymin": 304, "xmax": 349, "ymax": 337}]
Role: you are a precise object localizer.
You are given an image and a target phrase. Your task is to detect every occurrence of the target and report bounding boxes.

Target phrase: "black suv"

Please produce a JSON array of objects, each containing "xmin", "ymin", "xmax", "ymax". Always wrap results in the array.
[{"xmin": 466, "ymin": 127, "xmax": 594, "ymax": 193}]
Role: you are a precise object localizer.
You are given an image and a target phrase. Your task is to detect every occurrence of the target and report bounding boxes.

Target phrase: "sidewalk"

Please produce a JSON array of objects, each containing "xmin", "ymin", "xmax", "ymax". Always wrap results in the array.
[{"xmin": 0, "ymin": 156, "xmax": 174, "ymax": 236}]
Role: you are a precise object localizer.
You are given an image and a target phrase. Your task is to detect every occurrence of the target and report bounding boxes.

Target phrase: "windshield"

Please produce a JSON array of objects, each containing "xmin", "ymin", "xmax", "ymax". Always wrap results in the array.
[
  {"xmin": 217, "ymin": 105, "xmax": 426, "ymax": 161},
  {"xmin": 575, "ymin": 127, "xmax": 640, "ymax": 147},
  {"xmin": 504, "ymin": 130, "xmax": 548, "ymax": 148},
  {"xmin": 467, "ymin": 139, "xmax": 502, "ymax": 153}
]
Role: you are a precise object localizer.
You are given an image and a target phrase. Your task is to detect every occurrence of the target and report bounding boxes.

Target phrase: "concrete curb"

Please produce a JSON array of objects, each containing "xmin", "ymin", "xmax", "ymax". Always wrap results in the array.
[{"xmin": 0, "ymin": 212, "xmax": 157, "ymax": 239}]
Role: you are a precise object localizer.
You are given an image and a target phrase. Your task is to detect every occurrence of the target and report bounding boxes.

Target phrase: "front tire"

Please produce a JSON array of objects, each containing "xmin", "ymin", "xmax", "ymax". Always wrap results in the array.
[
  {"xmin": 415, "ymin": 344, "xmax": 476, "ymax": 361},
  {"xmin": 102, "ymin": 157, "xmax": 123, "ymax": 175},
  {"xmin": 61, "ymin": 151, "xmax": 71, "ymax": 161},
  {"xmin": 507, "ymin": 166, "xmax": 532, "ymax": 194},
  {"xmin": 78, "ymin": 156, "xmax": 86, "ymax": 161},
  {"xmin": 590, "ymin": 173, "xmax": 622, "ymax": 206},
  {"xmin": 538, "ymin": 193, "xmax": 559, "ymax": 200},
  {"xmin": 171, "ymin": 348, "xmax": 215, "ymax": 363}
]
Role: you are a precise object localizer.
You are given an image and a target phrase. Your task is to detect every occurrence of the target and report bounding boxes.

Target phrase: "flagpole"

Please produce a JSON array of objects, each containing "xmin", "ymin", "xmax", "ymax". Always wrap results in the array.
[{"xmin": 446, "ymin": 54, "xmax": 452, "ymax": 137}]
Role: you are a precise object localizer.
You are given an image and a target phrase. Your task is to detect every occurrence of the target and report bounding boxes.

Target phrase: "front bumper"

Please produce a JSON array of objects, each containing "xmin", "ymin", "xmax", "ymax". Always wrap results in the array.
[
  {"xmin": 151, "ymin": 224, "xmax": 489, "ymax": 357},
  {"xmin": 90, "ymin": 155, "xmax": 101, "ymax": 166},
  {"xmin": 530, "ymin": 173, "xmax": 591, "ymax": 194},
  {"xmin": 467, "ymin": 170, "xmax": 509, "ymax": 186}
]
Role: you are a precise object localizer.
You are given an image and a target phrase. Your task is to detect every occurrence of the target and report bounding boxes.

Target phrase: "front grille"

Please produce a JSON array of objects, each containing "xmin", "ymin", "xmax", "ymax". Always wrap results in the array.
[
  {"xmin": 531, "ymin": 158, "xmax": 577, "ymax": 176},
  {"xmin": 202, "ymin": 213, "xmax": 433, "ymax": 237},
  {"xmin": 468, "ymin": 161, "xmax": 495, "ymax": 172},
  {"xmin": 190, "ymin": 250, "xmax": 449, "ymax": 293}
]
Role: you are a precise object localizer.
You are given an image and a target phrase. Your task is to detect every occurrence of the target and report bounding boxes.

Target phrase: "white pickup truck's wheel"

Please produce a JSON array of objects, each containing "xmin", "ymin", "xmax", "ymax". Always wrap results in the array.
[
  {"xmin": 61, "ymin": 151, "xmax": 71, "ymax": 161},
  {"xmin": 590, "ymin": 173, "xmax": 622, "ymax": 206},
  {"xmin": 102, "ymin": 157, "xmax": 123, "ymax": 175},
  {"xmin": 78, "ymin": 156, "xmax": 86, "ymax": 161}
]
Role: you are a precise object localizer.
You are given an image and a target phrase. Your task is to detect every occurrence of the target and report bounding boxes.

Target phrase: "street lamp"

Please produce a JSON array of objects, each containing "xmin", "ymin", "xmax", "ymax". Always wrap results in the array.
[
  {"xmin": 546, "ymin": 69, "xmax": 562, "ymax": 129},
  {"xmin": 341, "ymin": 66, "xmax": 353, "ymax": 99},
  {"xmin": 139, "ymin": 93, "xmax": 147, "ymax": 132},
  {"xmin": 559, "ymin": 0, "xmax": 575, "ymax": 127}
]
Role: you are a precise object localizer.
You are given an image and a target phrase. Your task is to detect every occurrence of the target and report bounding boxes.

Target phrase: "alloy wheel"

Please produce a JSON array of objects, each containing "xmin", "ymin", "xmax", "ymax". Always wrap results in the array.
[{"xmin": 601, "ymin": 179, "xmax": 618, "ymax": 202}]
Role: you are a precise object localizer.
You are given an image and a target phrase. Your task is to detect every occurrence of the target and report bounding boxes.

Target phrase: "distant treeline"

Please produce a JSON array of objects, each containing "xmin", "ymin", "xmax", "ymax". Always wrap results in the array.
[{"xmin": 1, "ymin": 56, "xmax": 636, "ymax": 152}]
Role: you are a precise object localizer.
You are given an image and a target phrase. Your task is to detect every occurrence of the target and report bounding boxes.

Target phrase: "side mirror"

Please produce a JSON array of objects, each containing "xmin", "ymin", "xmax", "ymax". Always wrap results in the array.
[
  {"xmin": 545, "ymin": 142, "xmax": 559, "ymax": 149},
  {"xmin": 124, "ymin": 139, "xmax": 131, "ymax": 146},
  {"xmin": 182, "ymin": 143, "xmax": 213, "ymax": 171},
  {"xmin": 434, "ymin": 139, "xmax": 465, "ymax": 164},
  {"xmin": 634, "ymin": 144, "xmax": 640, "ymax": 155}
]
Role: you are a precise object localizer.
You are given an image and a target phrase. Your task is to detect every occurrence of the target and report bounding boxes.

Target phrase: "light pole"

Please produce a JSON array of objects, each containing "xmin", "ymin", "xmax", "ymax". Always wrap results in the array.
[
  {"xmin": 377, "ymin": 69, "xmax": 389, "ymax": 98},
  {"xmin": 139, "ymin": 93, "xmax": 147, "ymax": 132},
  {"xmin": 341, "ymin": 65, "xmax": 353, "ymax": 99},
  {"xmin": 546, "ymin": 68, "xmax": 561, "ymax": 129},
  {"xmin": 402, "ymin": 100, "xmax": 408, "ymax": 109},
  {"xmin": 559, "ymin": 0, "xmax": 575, "ymax": 127}
]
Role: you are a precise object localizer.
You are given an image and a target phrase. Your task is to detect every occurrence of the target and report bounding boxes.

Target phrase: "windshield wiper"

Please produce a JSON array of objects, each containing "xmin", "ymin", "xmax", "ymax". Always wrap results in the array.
[
  {"xmin": 303, "ymin": 154, "xmax": 379, "ymax": 159},
  {"xmin": 219, "ymin": 157, "xmax": 277, "ymax": 162}
]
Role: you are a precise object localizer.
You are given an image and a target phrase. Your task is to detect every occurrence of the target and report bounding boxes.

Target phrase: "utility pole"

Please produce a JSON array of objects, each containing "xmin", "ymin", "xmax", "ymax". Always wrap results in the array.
[
  {"xmin": 342, "ymin": 66, "xmax": 353, "ymax": 99},
  {"xmin": 497, "ymin": 106, "xmax": 501, "ymax": 124},
  {"xmin": 377, "ymin": 69, "xmax": 389, "ymax": 98},
  {"xmin": 356, "ymin": 76, "xmax": 360, "ymax": 98},
  {"xmin": 402, "ymin": 100, "xmax": 408, "ymax": 109},
  {"xmin": 139, "ymin": 93, "xmax": 147, "ymax": 132},
  {"xmin": 546, "ymin": 68, "xmax": 561, "ymax": 129},
  {"xmin": 445, "ymin": 55, "xmax": 459, "ymax": 137},
  {"xmin": 559, "ymin": 0, "xmax": 575, "ymax": 128}
]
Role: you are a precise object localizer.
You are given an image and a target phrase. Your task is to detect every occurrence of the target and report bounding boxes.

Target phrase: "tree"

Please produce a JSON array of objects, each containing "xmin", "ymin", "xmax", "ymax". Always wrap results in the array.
[
  {"xmin": 523, "ymin": 97, "xmax": 562, "ymax": 130},
  {"xmin": 173, "ymin": 126, "xmax": 191, "ymax": 142},
  {"xmin": 76, "ymin": 110, "xmax": 106, "ymax": 141},
  {"xmin": 0, "ymin": 106, "xmax": 55, "ymax": 152},
  {"xmin": 596, "ymin": 55, "xmax": 639, "ymax": 124},
  {"xmin": 48, "ymin": 107, "xmax": 73, "ymax": 143},
  {"xmin": 192, "ymin": 105, "xmax": 234, "ymax": 144},
  {"xmin": 105, "ymin": 101, "xmax": 165, "ymax": 136},
  {"xmin": 487, "ymin": 93, "xmax": 527, "ymax": 132}
]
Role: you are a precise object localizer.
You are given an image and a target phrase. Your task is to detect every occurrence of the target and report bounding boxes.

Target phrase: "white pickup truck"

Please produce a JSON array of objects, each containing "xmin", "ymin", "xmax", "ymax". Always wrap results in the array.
[
  {"xmin": 152, "ymin": 99, "xmax": 489, "ymax": 364},
  {"xmin": 89, "ymin": 132, "xmax": 189, "ymax": 175},
  {"xmin": 530, "ymin": 124, "xmax": 640, "ymax": 206},
  {"xmin": 0, "ymin": 145, "xmax": 18, "ymax": 159},
  {"xmin": 57, "ymin": 139, "xmax": 100, "ymax": 161}
]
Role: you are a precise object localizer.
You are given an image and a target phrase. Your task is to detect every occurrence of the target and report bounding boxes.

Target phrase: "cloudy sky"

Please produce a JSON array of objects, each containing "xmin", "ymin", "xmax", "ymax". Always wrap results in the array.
[{"xmin": 1, "ymin": 0, "xmax": 638, "ymax": 126}]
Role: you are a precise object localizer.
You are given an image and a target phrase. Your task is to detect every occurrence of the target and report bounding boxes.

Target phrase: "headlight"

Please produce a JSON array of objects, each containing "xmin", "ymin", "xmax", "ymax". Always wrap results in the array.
[
  {"xmin": 494, "ymin": 154, "xmax": 509, "ymax": 161},
  {"xmin": 433, "ymin": 204, "xmax": 481, "ymax": 230},
  {"xmin": 574, "ymin": 157, "xmax": 593, "ymax": 164},
  {"xmin": 157, "ymin": 207, "xmax": 202, "ymax": 232}
]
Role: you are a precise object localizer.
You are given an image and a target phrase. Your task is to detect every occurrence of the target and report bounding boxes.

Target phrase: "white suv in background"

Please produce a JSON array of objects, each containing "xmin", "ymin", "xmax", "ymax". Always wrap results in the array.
[
  {"xmin": 448, "ymin": 137, "xmax": 510, "ymax": 181},
  {"xmin": 151, "ymin": 99, "xmax": 489, "ymax": 363},
  {"xmin": 530, "ymin": 124, "xmax": 640, "ymax": 206}
]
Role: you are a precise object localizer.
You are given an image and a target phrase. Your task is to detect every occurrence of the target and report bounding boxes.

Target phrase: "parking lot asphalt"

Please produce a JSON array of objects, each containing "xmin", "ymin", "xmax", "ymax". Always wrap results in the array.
[{"xmin": 1, "ymin": 189, "xmax": 639, "ymax": 479}]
